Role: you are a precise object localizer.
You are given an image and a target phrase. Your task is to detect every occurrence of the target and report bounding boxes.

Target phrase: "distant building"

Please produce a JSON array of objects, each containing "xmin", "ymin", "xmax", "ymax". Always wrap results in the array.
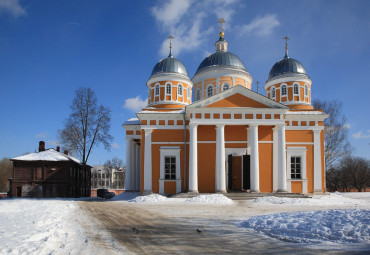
[
  {"xmin": 91, "ymin": 165, "xmax": 125, "ymax": 189},
  {"xmin": 10, "ymin": 141, "xmax": 91, "ymax": 198}
]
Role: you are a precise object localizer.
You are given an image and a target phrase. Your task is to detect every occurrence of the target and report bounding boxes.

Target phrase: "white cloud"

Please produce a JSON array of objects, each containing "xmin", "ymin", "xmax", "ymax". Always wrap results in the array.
[
  {"xmin": 343, "ymin": 123, "xmax": 351, "ymax": 129},
  {"xmin": 36, "ymin": 131, "xmax": 49, "ymax": 139},
  {"xmin": 353, "ymin": 130, "xmax": 370, "ymax": 139},
  {"xmin": 151, "ymin": 0, "xmax": 193, "ymax": 28},
  {"xmin": 0, "ymin": 0, "xmax": 26, "ymax": 18},
  {"xmin": 47, "ymin": 140, "xmax": 60, "ymax": 147},
  {"xmin": 151, "ymin": 0, "xmax": 240, "ymax": 57},
  {"xmin": 123, "ymin": 96, "xmax": 147, "ymax": 112},
  {"xmin": 240, "ymin": 14, "xmax": 280, "ymax": 36},
  {"xmin": 111, "ymin": 143, "xmax": 120, "ymax": 149}
]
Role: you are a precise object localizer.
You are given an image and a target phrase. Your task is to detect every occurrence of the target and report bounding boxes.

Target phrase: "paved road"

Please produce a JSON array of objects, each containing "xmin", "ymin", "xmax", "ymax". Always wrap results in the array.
[{"xmin": 78, "ymin": 201, "xmax": 355, "ymax": 255}]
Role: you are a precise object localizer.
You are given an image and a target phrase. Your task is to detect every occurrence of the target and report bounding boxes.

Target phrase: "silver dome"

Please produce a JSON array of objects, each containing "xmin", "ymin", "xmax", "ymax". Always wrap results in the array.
[
  {"xmin": 151, "ymin": 54, "xmax": 189, "ymax": 77},
  {"xmin": 195, "ymin": 51, "xmax": 247, "ymax": 74},
  {"xmin": 268, "ymin": 55, "xmax": 307, "ymax": 79}
]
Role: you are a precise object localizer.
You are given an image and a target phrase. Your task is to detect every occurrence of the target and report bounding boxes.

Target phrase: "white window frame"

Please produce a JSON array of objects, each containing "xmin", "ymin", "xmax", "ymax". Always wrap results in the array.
[
  {"xmin": 304, "ymin": 84, "xmax": 308, "ymax": 97},
  {"xmin": 281, "ymin": 84, "xmax": 287, "ymax": 96},
  {"xmin": 177, "ymin": 84, "xmax": 183, "ymax": 96},
  {"xmin": 166, "ymin": 83, "xmax": 172, "ymax": 95},
  {"xmin": 222, "ymin": 83, "xmax": 230, "ymax": 91},
  {"xmin": 187, "ymin": 87, "xmax": 190, "ymax": 99},
  {"xmin": 155, "ymin": 84, "xmax": 160, "ymax": 96},
  {"xmin": 293, "ymin": 84, "xmax": 299, "ymax": 95},
  {"xmin": 286, "ymin": 147, "xmax": 308, "ymax": 193},
  {"xmin": 207, "ymin": 85, "xmax": 213, "ymax": 98},
  {"xmin": 271, "ymin": 87, "xmax": 276, "ymax": 98},
  {"xmin": 196, "ymin": 88, "xmax": 200, "ymax": 101},
  {"xmin": 159, "ymin": 147, "xmax": 181, "ymax": 194}
]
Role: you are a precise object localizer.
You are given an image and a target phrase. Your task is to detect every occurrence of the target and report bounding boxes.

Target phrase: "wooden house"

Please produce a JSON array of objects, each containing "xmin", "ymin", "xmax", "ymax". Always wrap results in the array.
[{"xmin": 10, "ymin": 141, "xmax": 91, "ymax": 198}]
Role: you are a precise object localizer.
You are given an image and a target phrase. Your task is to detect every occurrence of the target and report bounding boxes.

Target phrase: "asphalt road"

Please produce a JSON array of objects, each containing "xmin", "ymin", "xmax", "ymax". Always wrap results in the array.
[{"xmin": 78, "ymin": 201, "xmax": 353, "ymax": 255}]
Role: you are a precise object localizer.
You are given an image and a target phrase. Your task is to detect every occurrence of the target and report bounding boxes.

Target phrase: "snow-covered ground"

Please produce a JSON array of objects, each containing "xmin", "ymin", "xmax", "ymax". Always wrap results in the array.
[
  {"xmin": 0, "ymin": 199, "xmax": 93, "ymax": 255},
  {"xmin": 0, "ymin": 192, "xmax": 369, "ymax": 254}
]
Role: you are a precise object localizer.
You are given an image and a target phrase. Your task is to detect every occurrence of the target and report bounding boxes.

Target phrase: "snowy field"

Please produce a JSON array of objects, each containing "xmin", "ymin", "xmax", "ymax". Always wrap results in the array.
[{"xmin": 0, "ymin": 192, "xmax": 369, "ymax": 254}]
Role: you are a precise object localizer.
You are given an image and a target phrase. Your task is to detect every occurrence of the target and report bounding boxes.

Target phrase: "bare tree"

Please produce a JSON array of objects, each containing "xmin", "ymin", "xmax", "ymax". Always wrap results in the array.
[
  {"xmin": 58, "ymin": 88, "xmax": 113, "ymax": 169},
  {"xmin": 313, "ymin": 99, "xmax": 351, "ymax": 170},
  {"xmin": 0, "ymin": 157, "xmax": 13, "ymax": 193}
]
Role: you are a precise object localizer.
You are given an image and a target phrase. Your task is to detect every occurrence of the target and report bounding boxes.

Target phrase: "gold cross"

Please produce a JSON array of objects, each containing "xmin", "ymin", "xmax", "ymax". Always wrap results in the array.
[
  {"xmin": 283, "ymin": 36, "xmax": 289, "ymax": 51},
  {"xmin": 168, "ymin": 35, "xmax": 174, "ymax": 50},
  {"xmin": 218, "ymin": 17, "xmax": 225, "ymax": 32}
]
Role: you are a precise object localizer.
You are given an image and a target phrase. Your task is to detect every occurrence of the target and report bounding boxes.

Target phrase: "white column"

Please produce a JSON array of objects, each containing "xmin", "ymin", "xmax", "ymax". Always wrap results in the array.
[
  {"xmin": 215, "ymin": 124, "xmax": 226, "ymax": 193},
  {"xmin": 136, "ymin": 144, "xmax": 141, "ymax": 191},
  {"xmin": 189, "ymin": 124, "xmax": 198, "ymax": 193},
  {"xmin": 125, "ymin": 137, "xmax": 132, "ymax": 191},
  {"xmin": 277, "ymin": 125, "xmax": 287, "ymax": 192},
  {"xmin": 143, "ymin": 129, "xmax": 153, "ymax": 194},
  {"xmin": 249, "ymin": 124, "xmax": 260, "ymax": 192},
  {"xmin": 131, "ymin": 141, "xmax": 136, "ymax": 191},
  {"xmin": 272, "ymin": 127, "xmax": 278, "ymax": 192},
  {"xmin": 313, "ymin": 129, "xmax": 322, "ymax": 193}
]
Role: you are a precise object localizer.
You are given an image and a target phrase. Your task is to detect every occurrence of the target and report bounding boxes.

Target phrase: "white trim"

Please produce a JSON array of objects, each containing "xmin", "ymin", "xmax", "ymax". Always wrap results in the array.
[
  {"xmin": 207, "ymin": 84, "xmax": 214, "ymax": 98},
  {"xmin": 165, "ymin": 82, "xmax": 172, "ymax": 95},
  {"xmin": 286, "ymin": 146, "xmax": 308, "ymax": 194},
  {"xmin": 159, "ymin": 147, "xmax": 181, "ymax": 195},
  {"xmin": 147, "ymin": 74, "xmax": 192, "ymax": 87},
  {"xmin": 313, "ymin": 129, "xmax": 322, "ymax": 192}
]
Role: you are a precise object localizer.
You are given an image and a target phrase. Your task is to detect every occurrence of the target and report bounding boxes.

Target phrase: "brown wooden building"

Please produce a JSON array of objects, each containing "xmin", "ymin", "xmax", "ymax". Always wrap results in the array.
[{"xmin": 10, "ymin": 141, "xmax": 91, "ymax": 198}]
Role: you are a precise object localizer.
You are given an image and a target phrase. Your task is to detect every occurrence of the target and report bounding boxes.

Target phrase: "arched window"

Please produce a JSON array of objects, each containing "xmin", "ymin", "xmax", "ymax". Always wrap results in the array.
[
  {"xmin": 272, "ymin": 87, "xmax": 276, "ymax": 98},
  {"xmin": 187, "ymin": 87, "xmax": 190, "ymax": 99},
  {"xmin": 222, "ymin": 83, "xmax": 230, "ymax": 91},
  {"xmin": 155, "ymin": 85, "xmax": 160, "ymax": 96},
  {"xmin": 304, "ymin": 84, "xmax": 308, "ymax": 96},
  {"xmin": 178, "ymin": 84, "xmax": 183, "ymax": 96},
  {"xmin": 196, "ymin": 89, "xmax": 200, "ymax": 101},
  {"xmin": 166, "ymin": 84, "xmax": 171, "ymax": 95},
  {"xmin": 207, "ymin": 85, "xmax": 213, "ymax": 97},
  {"xmin": 281, "ymin": 85, "xmax": 287, "ymax": 96},
  {"xmin": 294, "ymin": 84, "xmax": 299, "ymax": 95}
]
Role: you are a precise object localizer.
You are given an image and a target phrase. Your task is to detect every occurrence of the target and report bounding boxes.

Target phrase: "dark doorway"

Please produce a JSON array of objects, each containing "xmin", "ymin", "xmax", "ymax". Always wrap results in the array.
[
  {"xmin": 228, "ymin": 155, "xmax": 244, "ymax": 191},
  {"xmin": 17, "ymin": 186, "xmax": 22, "ymax": 197},
  {"xmin": 232, "ymin": 156, "xmax": 242, "ymax": 190},
  {"xmin": 228, "ymin": 154, "xmax": 232, "ymax": 189},
  {"xmin": 243, "ymin": 155, "xmax": 251, "ymax": 190}
]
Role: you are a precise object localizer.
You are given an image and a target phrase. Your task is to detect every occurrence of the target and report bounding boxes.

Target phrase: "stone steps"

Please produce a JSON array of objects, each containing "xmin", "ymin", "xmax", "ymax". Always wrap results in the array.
[{"xmin": 170, "ymin": 192, "xmax": 309, "ymax": 201}]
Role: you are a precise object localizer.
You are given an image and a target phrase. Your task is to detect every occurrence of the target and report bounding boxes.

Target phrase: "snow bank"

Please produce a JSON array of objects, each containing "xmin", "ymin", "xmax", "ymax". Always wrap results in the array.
[
  {"xmin": 0, "ymin": 199, "xmax": 92, "ymax": 254},
  {"xmin": 184, "ymin": 194, "xmax": 233, "ymax": 204},
  {"xmin": 240, "ymin": 209, "xmax": 370, "ymax": 245},
  {"xmin": 254, "ymin": 193, "xmax": 368, "ymax": 206},
  {"xmin": 128, "ymin": 194, "xmax": 168, "ymax": 203},
  {"xmin": 120, "ymin": 193, "xmax": 233, "ymax": 204}
]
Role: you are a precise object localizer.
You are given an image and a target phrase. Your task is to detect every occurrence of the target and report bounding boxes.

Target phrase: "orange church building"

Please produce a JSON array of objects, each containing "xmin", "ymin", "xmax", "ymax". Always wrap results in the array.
[{"xmin": 123, "ymin": 24, "xmax": 328, "ymax": 195}]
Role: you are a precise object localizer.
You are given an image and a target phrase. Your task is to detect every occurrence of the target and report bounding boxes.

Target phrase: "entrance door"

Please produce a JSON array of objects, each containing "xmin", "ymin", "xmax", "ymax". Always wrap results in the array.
[
  {"xmin": 232, "ymin": 156, "xmax": 242, "ymax": 190},
  {"xmin": 243, "ymin": 155, "xmax": 251, "ymax": 190}
]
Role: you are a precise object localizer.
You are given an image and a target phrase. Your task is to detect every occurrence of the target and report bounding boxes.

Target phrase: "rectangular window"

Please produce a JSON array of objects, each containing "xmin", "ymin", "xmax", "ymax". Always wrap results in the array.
[
  {"xmin": 164, "ymin": 156, "xmax": 176, "ymax": 180},
  {"xmin": 291, "ymin": 157, "xmax": 301, "ymax": 179}
]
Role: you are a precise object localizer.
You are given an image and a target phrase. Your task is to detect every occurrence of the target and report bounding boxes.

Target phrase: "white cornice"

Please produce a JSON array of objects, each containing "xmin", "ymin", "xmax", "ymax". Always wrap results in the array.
[
  {"xmin": 147, "ymin": 73, "xmax": 193, "ymax": 87},
  {"xmin": 187, "ymin": 85, "xmax": 289, "ymax": 110},
  {"xmin": 192, "ymin": 66, "xmax": 253, "ymax": 85},
  {"xmin": 264, "ymin": 75, "xmax": 312, "ymax": 90}
]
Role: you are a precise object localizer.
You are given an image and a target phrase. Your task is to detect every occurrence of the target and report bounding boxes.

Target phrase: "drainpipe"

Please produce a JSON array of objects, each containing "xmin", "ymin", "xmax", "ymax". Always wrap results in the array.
[{"xmin": 183, "ymin": 108, "xmax": 187, "ymax": 192}]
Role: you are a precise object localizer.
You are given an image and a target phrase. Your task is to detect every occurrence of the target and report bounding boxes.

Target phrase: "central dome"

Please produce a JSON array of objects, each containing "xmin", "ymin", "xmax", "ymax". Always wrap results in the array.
[
  {"xmin": 195, "ymin": 51, "xmax": 247, "ymax": 74},
  {"xmin": 268, "ymin": 55, "xmax": 307, "ymax": 80},
  {"xmin": 151, "ymin": 54, "xmax": 189, "ymax": 77}
]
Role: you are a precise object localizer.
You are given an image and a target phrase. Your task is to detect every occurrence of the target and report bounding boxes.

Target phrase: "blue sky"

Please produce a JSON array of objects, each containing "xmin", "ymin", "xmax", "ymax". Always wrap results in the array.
[{"xmin": 1, "ymin": 0, "xmax": 369, "ymax": 165}]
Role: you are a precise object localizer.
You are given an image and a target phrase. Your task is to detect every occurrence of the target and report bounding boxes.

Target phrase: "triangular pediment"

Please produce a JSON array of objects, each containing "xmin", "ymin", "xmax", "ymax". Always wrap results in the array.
[{"xmin": 189, "ymin": 85, "xmax": 289, "ymax": 109}]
